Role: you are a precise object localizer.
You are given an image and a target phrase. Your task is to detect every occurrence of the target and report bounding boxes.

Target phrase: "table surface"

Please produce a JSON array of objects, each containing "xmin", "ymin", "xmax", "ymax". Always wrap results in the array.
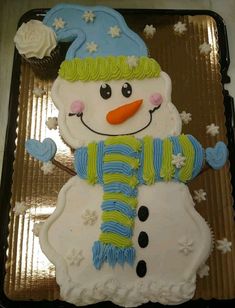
[{"xmin": 0, "ymin": 0, "xmax": 234, "ymax": 178}]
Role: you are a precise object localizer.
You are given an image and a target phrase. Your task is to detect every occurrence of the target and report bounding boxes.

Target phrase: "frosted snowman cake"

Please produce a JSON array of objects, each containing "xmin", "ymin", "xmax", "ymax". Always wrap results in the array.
[{"xmin": 25, "ymin": 3, "xmax": 228, "ymax": 307}]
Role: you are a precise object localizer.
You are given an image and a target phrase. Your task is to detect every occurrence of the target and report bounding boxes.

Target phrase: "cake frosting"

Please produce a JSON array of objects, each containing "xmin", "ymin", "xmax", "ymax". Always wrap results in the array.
[{"xmin": 24, "ymin": 3, "xmax": 229, "ymax": 307}]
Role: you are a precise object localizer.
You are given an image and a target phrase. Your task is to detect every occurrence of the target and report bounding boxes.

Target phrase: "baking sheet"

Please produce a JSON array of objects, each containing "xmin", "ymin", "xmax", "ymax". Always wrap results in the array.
[{"xmin": 0, "ymin": 9, "xmax": 235, "ymax": 307}]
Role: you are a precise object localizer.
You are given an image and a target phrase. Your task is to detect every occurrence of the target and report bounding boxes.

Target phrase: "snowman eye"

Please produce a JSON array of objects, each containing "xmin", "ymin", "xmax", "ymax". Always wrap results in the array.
[
  {"xmin": 100, "ymin": 83, "xmax": 112, "ymax": 99},
  {"xmin": 121, "ymin": 82, "xmax": 132, "ymax": 98}
]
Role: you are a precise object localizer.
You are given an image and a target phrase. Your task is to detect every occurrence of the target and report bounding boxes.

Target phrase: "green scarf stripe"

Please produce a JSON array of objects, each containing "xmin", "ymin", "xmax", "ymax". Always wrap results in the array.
[
  {"xmin": 178, "ymin": 135, "xmax": 195, "ymax": 182},
  {"xmin": 142, "ymin": 136, "xmax": 155, "ymax": 184},
  {"xmin": 103, "ymin": 192, "xmax": 138, "ymax": 208},
  {"xmin": 102, "ymin": 210, "xmax": 134, "ymax": 227},
  {"xmin": 103, "ymin": 173, "xmax": 138, "ymax": 188},
  {"xmin": 87, "ymin": 142, "xmax": 98, "ymax": 184},
  {"xmin": 160, "ymin": 138, "xmax": 175, "ymax": 181},
  {"xmin": 105, "ymin": 136, "xmax": 141, "ymax": 151},
  {"xmin": 99, "ymin": 232, "xmax": 132, "ymax": 248},
  {"xmin": 104, "ymin": 154, "xmax": 140, "ymax": 169}
]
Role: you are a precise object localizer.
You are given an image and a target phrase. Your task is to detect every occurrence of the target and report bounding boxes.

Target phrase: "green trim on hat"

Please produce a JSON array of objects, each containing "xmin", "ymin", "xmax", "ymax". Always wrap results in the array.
[{"xmin": 58, "ymin": 56, "xmax": 161, "ymax": 82}]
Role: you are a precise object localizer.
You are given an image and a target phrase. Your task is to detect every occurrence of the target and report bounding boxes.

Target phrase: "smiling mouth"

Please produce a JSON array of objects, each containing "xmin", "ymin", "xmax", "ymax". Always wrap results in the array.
[{"xmin": 68, "ymin": 106, "xmax": 161, "ymax": 137}]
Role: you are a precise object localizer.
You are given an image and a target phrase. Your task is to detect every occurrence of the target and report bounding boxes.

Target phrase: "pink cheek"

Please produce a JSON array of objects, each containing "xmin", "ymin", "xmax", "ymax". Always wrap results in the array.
[
  {"xmin": 70, "ymin": 100, "xmax": 85, "ymax": 113},
  {"xmin": 149, "ymin": 93, "xmax": 163, "ymax": 107}
]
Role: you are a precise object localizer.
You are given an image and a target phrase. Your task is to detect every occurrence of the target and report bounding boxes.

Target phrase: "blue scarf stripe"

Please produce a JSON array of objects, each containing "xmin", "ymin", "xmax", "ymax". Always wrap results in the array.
[
  {"xmin": 103, "ymin": 162, "xmax": 133, "ymax": 176},
  {"xmin": 74, "ymin": 147, "xmax": 87, "ymax": 179},
  {"xmin": 103, "ymin": 183, "xmax": 138, "ymax": 196},
  {"xmin": 101, "ymin": 221, "xmax": 133, "ymax": 238},
  {"xmin": 188, "ymin": 135, "xmax": 205, "ymax": 178},
  {"xmin": 101, "ymin": 201, "xmax": 136, "ymax": 218},
  {"xmin": 104, "ymin": 144, "xmax": 138, "ymax": 157},
  {"xmin": 153, "ymin": 138, "xmax": 163, "ymax": 181}
]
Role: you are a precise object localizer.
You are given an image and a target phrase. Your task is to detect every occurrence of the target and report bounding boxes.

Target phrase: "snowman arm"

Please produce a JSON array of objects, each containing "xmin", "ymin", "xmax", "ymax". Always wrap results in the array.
[{"xmin": 52, "ymin": 158, "xmax": 76, "ymax": 176}]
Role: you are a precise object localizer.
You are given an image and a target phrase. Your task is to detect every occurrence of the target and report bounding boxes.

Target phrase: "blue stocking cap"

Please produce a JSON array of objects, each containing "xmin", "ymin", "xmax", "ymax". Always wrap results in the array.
[{"xmin": 43, "ymin": 3, "xmax": 148, "ymax": 60}]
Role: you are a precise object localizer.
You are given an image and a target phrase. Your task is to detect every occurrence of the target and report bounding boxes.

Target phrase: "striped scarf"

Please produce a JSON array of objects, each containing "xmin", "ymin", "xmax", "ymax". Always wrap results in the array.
[{"xmin": 74, "ymin": 135, "xmax": 204, "ymax": 269}]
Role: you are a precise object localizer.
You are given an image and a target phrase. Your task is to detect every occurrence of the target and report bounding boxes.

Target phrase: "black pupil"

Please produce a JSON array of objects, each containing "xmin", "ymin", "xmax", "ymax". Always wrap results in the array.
[
  {"xmin": 122, "ymin": 82, "xmax": 132, "ymax": 98},
  {"xmin": 100, "ymin": 83, "xmax": 112, "ymax": 99}
]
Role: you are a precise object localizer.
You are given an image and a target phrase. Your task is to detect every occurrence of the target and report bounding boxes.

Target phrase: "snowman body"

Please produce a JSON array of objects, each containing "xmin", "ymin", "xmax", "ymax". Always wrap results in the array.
[{"xmin": 39, "ymin": 71, "xmax": 212, "ymax": 306}]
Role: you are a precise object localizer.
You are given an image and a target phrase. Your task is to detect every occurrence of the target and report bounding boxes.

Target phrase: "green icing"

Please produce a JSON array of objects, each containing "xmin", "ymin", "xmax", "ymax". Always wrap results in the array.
[
  {"xmin": 99, "ymin": 232, "xmax": 132, "ymax": 248},
  {"xmin": 59, "ymin": 56, "xmax": 161, "ymax": 82},
  {"xmin": 87, "ymin": 142, "xmax": 98, "ymax": 184},
  {"xmin": 143, "ymin": 136, "xmax": 155, "ymax": 184}
]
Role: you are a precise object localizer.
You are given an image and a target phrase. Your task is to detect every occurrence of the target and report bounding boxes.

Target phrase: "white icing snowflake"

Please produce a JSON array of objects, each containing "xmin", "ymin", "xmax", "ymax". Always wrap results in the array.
[
  {"xmin": 52, "ymin": 17, "xmax": 65, "ymax": 30},
  {"xmin": 108, "ymin": 25, "xmax": 121, "ymax": 38},
  {"xmin": 66, "ymin": 248, "xmax": 84, "ymax": 266},
  {"xmin": 143, "ymin": 24, "xmax": 156, "ymax": 38},
  {"xmin": 32, "ymin": 222, "xmax": 44, "ymax": 237},
  {"xmin": 126, "ymin": 56, "xmax": 139, "ymax": 68},
  {"xmin": 199, "ymin": 42, "xmax": 212, "ymax": 55},
  {"xmin": 13, "ymin": 201, "xmax": 28, "ymax": 216},
  {"xmin": 174, "ymin": 21, "xmax": 187, "ymax": 34},
  {"xmin": 172, "ymin": 153, "xmax": 186, "ymax": 168},
  {"xmin": 33, "ymin": 87, "xmax": 45, "ymax": 97},
  {"xmin": 86, "ymin": 41, "xmax": 98, "ymax": 53},
  {"xmin": 216, "ymin": 238, "xmax": 232, "ymax": 254},
  {"xmin": 180, "ymin": 111, "xmax": 192, "ymax": 124},
  {"xmin": 193, "ymin": 189, "xmax": 207, "ymax": 203},
  {"xmin": 46, "ymin": 117, "xmax": 58, "ymax": 130},
  {"xmin": 41, "ymin": 162, "xmax": 55, "ymax": 175},
  {"xmin": 178, "ymin": 237, "xmax": 194, "ymax": 255},
  {"xmin": 206, "ymin": 123, "xmax": 219, "ymax": 136},
  {"xmin": 197, "ymin": 264, "xmax": 210, "ymax": 278},
  {"xmin": 82, "ymin": 209, "xmax": 98, "ymax": 225},
  {"xmin": 82, "ymin": 10, "xmax": 95, "ymax": 23}
]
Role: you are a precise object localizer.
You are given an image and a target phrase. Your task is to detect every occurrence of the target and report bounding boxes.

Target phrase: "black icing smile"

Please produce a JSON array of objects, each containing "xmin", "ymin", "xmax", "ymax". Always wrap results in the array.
[{"xmin": 68, "ymin": 105, "xmax": 161, "ymax": 137}]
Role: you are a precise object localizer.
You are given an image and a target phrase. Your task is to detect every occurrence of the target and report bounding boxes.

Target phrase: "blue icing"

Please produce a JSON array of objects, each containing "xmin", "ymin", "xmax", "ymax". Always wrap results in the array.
[
  {"xmin": 101, "ymin": 221, "xmax": 132, "ymax": 238},
  {"xmin": 206, "ymin": 141, "xmax": 228, "ymax": 170},
  {"xmin": 103, "ymin": 183, "xmax": 137, "ymax": 197},
  {"xmin": 104, "ymin": 144, "xmax": 137, "ymax": 157},
  {"xmin": 74, "ymin": 147, "xmax": 87, "ymax": 179},
  {"xmin": 43, "ymin": 3, "xmax": 147, "ymax": 59},
  {"xmin": 103, "ymin": 162, "xmax": 133, "ymax": 176},
  {"xmin": 25, "ymin": 138, "xmax": 57, "ymax": 162},
  {"xmin": 188, "ymin": 135, "xmax": 204, "ymax": 178},
  {"xmin": 153, "ymin": 138, "xmax": 163, "ymax": 181},
  {"xmin": 101, "ymin": 200, "xmax": 136, "ymax": 218}
]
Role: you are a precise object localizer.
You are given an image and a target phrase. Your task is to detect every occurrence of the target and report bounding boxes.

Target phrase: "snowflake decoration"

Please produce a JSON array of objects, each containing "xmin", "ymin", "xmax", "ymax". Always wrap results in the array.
[
  {"xmin": 108, "ymin": 25, "xmax": 121, "ymax": 38},
  {"xmin": 82, "ymin": 209, "xmax": 98, "ymax": 225},
  {"xmin": 46, "ymin": 117, "xmax": 58, "ymax": 130},
  {"xmin": 206, "ymin": 123, "xmax": 219, "ymax": 136},
  {"xmin": 197, "ymin": 264, "xmax": 210, "ymax": 278},
  {"xmin": 216, "ymin": 238, "xmax": 232, "ymax": 254},
  {"xmin": 199, "ymin": 42, "xmax": 212, "ymax": 55},
  {"xmin": 174, "ymin": 21, "xmax": 187, "ymax": 34},
  {"xmin": 13, "ymin": 201, "xmax": 28, "ymax": 216},
  {"xmin": 178, "ymin": 237, "xmax": 194, "ymax": 256},
  {"xmin": 86, "ymin": 41, "xmax": 98, "ymax": 53},
  {"xmin": 33, "ymin": 87, "xmax": 45, "ymax": 97},
  {"xmin": 82, "ymin": 10, "xmax": 95, "ymax": 23},
  {"xmin": 193, "ymin": 189, "xmax": 207, "ymax": 203},
  {"xmin": 180, "ymin": 111, "xmax": 192, "ymax": 124},
  {"xmin": 143, "ymin": 24, "xmax": 156, "ymax": 38},
  {"xmin": 32, "ymin": 222, "xmax": 44, "ymax": 237},
  {"xmin": 172, "ymin": 153, "xmax": 186, "ymax": 168},
  {"xmin": 41, "ymin": 162, "xmax": 55, "ymax": 175},
  {"xmin": 52, "ymin": 17, "xmax": 66, "ymax": 30},
  {"xmin": 126, "ymin": 56, "xmax": 139, "ymax": 68},
  {"xmin": 66, "ymin": 248, "xmax": 84, "ymax": 266}
]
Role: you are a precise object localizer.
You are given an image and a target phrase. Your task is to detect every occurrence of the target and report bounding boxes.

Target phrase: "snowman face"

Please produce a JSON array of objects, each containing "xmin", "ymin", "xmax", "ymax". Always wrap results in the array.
[{"xmin": 52, "ymin": 72, "xmax": 182, "ymax": 148}]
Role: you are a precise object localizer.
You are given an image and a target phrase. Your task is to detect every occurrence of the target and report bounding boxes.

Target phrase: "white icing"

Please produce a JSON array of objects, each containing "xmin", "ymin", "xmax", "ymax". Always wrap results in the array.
[
  {"xmin": 13, "ymin": 201, "xmax": 28, "ymax": 215},
  {"xmin": 143, "ymin": 25, "xmax": 156, "ymax": 38},
  {"xmin": 216, "ymin": 238, "xmax": 232, "ymax": 254},
  {"xmin": 40, "ymin": 180, "xmax": 211, "ymax": 306},
  {"xmin": 178, "ymin": 237, "xmax": 194, "ymax": 255},
  {"xmin": 32, "ymin": 222, "xmax": 44, "ymax": 237},
  {"xmin": 193, "ymin": 189, "xmax": 207, "ymax": 203},
  {"xmin": 66, "ymin": 248, "xmax": 84, "ymax": 266},
  {"xmin": 197, "ymin": 264, "xmax": 209, "ymax": 278},
  {"xmin": 51, "ymin": 72, "xmax": 182, "ymax": 148},
  {"xmin": 53, "ymin": 17, "xmax": 66, "ymax": 30},
  {"xmin": 41, "ymin": 162, "xmax": 55, "ymax": 175},
  {"xmin": 82, "ymin": 209, "xmax": 98, "ymax": 225},
  {"xmin": 33, "ymin": 87, "xmax": 45, "ymax": 97},
  {"xmin": 180, "ymin": 111, "xmax": 192, "ymax": 124},
  {"xmin": 174, "ymin": 22, "xmax": 187, "ymax": 34},
  {"xmin": 126, "ymin": 56, "xmax": 139, "ymax": 68},
  {"xmin": 206, "ymin": 123, "xmax": 219, "ymax": 136},
  {"xmin": 108, "ymin": 25, "xmax": 121, "ymax": 38},
  {"xmin": 199, "ymin": 42, "xmax": 212, "ymax": 55},
  {"xmin": 14, "ymin": 20, "xmax": 57, "ymax": 59},
  {"xmin": 86, "ymin": 41, "xmax": 98, "ymax": 53},
  {"xmin": 172, "ymin": 153, "xmax": 186, "ymax": 168},
  {"xmin": 46, "ymin": 117, "xmax": 58, "ymax": 130},
  {"xmin": 83, "ymin": 11, "xmax": 96, "ymax": 23}
]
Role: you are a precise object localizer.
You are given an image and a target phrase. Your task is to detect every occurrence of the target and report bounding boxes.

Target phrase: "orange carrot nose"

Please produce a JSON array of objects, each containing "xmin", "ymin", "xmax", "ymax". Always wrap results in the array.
[{"xmin": 106, "ymin": 99, "xmax": 143, "ymax": 125}]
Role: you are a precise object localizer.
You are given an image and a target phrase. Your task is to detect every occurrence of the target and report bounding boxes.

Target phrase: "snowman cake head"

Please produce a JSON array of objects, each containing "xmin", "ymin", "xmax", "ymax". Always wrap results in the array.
[{"xmin": 44, "ymin": 4, "xmax": 182, "ymax": 148}]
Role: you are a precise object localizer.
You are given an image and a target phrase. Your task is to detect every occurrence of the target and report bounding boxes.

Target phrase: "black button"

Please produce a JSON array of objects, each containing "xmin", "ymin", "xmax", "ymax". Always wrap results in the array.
[
  {"xmin": 138, "ymin": 206, "xmax": 149, "ymax": 221},
  {"xmin": 138, "ymin": 231, "xmax": 149, "ymax": 248},
  {"xmin": 136, "ymin": 260, "xmax": 147, "ymax": 277}
]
